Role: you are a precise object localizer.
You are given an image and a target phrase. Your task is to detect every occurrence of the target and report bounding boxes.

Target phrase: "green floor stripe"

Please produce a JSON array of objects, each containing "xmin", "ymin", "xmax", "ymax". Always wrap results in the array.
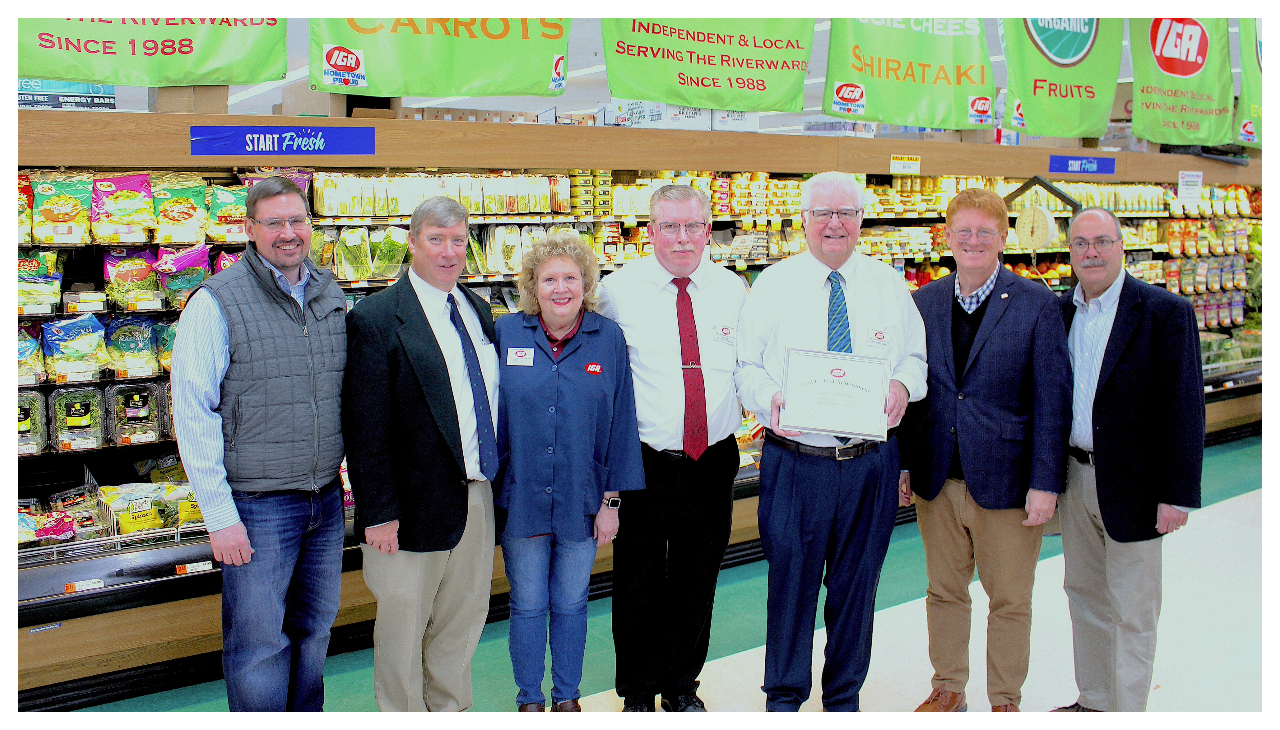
[{"xmin": 80, "ymin": 436, "xmax": 1261, "ymax": 712}]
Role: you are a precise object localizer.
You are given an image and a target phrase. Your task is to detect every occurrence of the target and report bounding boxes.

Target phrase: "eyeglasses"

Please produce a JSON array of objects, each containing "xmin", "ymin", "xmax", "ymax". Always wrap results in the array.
[
  {"xmin": 951, "ymin": 229, "xmax": 999, "ymax": 244},
  {"xmin": 1069, "ymin": 237, "xmax": 1119, "ymax": 253},
  {"xmin": 251, "ymin": 216, "xmax": 311, "ymax": 233},
  {"xmin": 655, "ymin": 221, "xmax": 710, "ymax": 236},
  {"xmin": 807, "ymin": 208, "xmax": 863, "ymax": 223}
]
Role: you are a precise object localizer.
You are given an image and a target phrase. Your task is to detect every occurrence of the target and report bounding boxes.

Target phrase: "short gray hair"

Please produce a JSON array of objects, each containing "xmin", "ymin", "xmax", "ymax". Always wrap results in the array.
[
  {"xmin": 245, "ymin": 176, "xmax": 306, "ymax": 220},
  {"xmin": 801, "ymin": 171, "xmax": 864, "ymax": 211},
  {"xmin": 410, "ymin": 196, "xmax": 469, "ymax": 238},
  {"xmin": 1068, "ymin": 206, "xmax": 1123, "ymax": 242},
  {"xmin": 649, "ymin": 185, "xmax": 711, "ymax": 221}
]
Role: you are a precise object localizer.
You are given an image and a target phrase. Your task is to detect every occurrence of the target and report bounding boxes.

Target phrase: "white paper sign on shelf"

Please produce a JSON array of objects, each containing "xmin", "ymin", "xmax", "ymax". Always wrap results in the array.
[
  {"xmin": 64, "ymin": 579, "xmax": 105, "ymax": 594},
  {"xmin": 890, "ymin": 155, "xmax": 922, "ymax": 175},
  {"xmin": 1177, "ymin": 171, "xmax": 1203, "ymax": 203}
]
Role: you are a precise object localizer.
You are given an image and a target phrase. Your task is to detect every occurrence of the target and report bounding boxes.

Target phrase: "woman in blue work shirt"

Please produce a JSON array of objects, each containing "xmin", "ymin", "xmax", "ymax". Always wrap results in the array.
[{"xmin": 494, "ymin": 231, "xmax": 645, "ymax": 712}]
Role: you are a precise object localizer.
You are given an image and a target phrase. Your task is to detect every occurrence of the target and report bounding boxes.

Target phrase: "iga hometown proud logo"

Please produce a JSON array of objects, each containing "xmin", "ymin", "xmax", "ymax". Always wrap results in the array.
[
  {"xmin": 831, "ymin": 82, "xmax": 866, "ymax": 115},
  {"xmin": 1149, "ymin": 19, "xmax": 1210, "ymax": 78},
  {"xmin": 1024, "ymin": 18, "xmax": 1099, "ymax": 67},
  {"xmin": 968, "ymin": 95, "xmax": 993, "ymax": 125},
  {"xmin": 322, "ymin": 45, "xmax": 368, "ymax": 88}
]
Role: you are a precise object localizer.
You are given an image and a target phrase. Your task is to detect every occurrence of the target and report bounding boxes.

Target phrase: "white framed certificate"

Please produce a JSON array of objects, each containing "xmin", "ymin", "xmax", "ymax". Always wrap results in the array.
[{"xmin": 779, "ymin": 349, "xmax": 890, "ymax": 441}]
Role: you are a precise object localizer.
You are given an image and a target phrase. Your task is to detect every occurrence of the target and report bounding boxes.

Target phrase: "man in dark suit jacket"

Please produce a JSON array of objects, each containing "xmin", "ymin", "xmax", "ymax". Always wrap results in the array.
[
  {"xmin": 1052, "ymin": 207, "xmax": 1203, "ymax": 713},
  {"xmin": 343, "ymin": 197, "xmax": 500, "ymax": 712},
  {"xmin": 901, "ymin": 188, "xmax": 1072, "ymax": 713}
]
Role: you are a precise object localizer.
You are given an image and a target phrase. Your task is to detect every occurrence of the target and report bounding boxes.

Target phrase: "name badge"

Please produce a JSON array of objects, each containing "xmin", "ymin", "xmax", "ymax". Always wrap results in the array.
[
  {"xmin": 713, "ymin": 323, "xmax": 736, "ymax": 346},
  {"xmin": 507, "ymin": 347, "xmax": 535, "ymax": 366},
  {"xmin": 867, "ymin": 329, "xmax": 890, "ymax": 349}
]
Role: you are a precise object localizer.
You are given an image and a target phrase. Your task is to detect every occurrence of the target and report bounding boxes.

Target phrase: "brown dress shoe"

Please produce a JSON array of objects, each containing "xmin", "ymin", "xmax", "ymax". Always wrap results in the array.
[
  {"xmin": 1051, "ymin": 702, "xmax": 1100, "ymax": 712},
  {"xmin": 519, "ymin": 703, "xmax": 545, "ymax": 711},
  {"xmin": 551, "ymin": 699, "xmax": 582, "ymax": 712},
  {"xmin": 915, "ymin": 687, "xmax": 967, "ymax": 712},
  {"xmin": 991, "ymin": 704, "xmax": 1019, "ymax": 712}
]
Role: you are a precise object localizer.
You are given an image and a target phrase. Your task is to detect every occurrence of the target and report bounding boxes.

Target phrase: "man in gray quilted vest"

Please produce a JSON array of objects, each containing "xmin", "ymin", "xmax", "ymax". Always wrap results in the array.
[{"xmin": 172, "ymin": 176, "xmax": 349, "ymax": 711}]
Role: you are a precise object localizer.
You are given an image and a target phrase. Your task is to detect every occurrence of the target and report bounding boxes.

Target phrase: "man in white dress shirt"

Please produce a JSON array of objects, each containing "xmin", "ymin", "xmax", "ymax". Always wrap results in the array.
[
  {"xmin": 596, "ymin": 185, "xmax": 749, "ymax": 712},
  {"xmin": 736, "ymin": 171, "xmax": 927, "ymax": 712}
]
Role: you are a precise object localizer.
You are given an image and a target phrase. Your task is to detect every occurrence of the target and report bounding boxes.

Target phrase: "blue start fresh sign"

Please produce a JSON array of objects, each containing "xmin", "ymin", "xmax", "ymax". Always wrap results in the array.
[
  {"xmin": 190, "ymin": 126, "xmax": 376, "ymax": 156},
  {"xmin": 1047, "ymin": 155, "xmax": 1116, "ymax": 175}
]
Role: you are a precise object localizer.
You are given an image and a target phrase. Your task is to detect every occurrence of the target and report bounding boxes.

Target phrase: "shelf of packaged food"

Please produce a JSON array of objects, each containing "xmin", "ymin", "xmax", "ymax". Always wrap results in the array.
[
  {"xmin": 20, "ymin": 436, "xmax": 177, "ymax": 460},
  {"xmin": 19, "ymin": 241, "xmax": 248, "ymax": 249},
  {"xmin": 18, "ymin": 305, "xmax": 184, "ymax": 318}
]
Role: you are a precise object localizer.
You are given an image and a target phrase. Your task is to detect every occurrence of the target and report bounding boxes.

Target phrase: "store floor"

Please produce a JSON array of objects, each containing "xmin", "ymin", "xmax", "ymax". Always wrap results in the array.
[{"xmin": 84, "ymin": 436, "xmax": 1261, "ymax": 712}]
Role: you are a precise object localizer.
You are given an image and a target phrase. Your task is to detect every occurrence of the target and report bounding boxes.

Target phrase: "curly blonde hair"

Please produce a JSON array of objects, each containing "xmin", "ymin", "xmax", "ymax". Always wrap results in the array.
[{"xmin": 516, "ymin": 230, "xmax": 600, "ymax": 316}]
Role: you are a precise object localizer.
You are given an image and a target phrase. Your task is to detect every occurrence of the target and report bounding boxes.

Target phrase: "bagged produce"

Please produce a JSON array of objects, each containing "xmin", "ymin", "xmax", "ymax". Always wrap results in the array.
[
  {"xmin": 207, "ymin": 185, "xmax": 249, "ymax": 242},
  {"xmin": 312, "ymin": 227, "xmax": 337, "ymax": 267},
  {"xmin": 18, "ymin": 389, "xmax": 46, "ymax": 455},
  {"xmin": 99, "ymin": 483, "xmax": 167, "ymax": 534},
  {"xmin": 162, "ymin": 482, "xmax": 203, "ymax": 526},
  {"xmin": 18, "ymin": 249, "xmax": 62, "ymax": 309},
  {"xmin": 19, "ymin": 173, "xmax": 33, "ymax": 243},
  {"xmin": 18, "ymin": 326, "xmax": 46, "ymax": 385},
  {"xmin": 42, "ymin": 314, "xmax": 109, "ymax": 381},
  {"xmin": 106, "ymin": 382, "xmax": 161, "ymax": 445},
  {"xmin": 49, "ymin": 485, "xmax": 112, "ymax": 541},
  {"xmin": 333, "ymin": 226, "xmax": 374, "ymax": 280},
  {"xmin": 30, "ymin": 171, "xmax": 92, "ymax": 244},
  {"xmin": 105, "ymin": 315, "xmax": 160, "ymax": 376},
  {"xmin": 18, "ymin": 504, "xmax": 42, "ymax": 547},
  {"xmin": 152, "ymin": 172, "xmax": 209, "ymax": 243},
  {"xmin": 214, "ymin": 249, "xmax": 241, "ymax": 274},
  {"xmin": 155, "ymin": 244, "xmax": 211, "ymax": 308},
  {"xmin": 34, "ymin": 511, "xmax": 77, "ymax": 545},
  {"xmin": 155, "ymin": 320, "xmax": 177, "ymax": 372},
  {"xmin": 49, "ymin": 386, "xmax": 105, "ymax": 451},
  {"xmin": 371, "ymin": 226, "xmax": 410, "ymax": 278},
  {"xmin": 240, "ymin": 166, "xmax": 313, "ymax": 196},
  {"xmin": 92, "ymin": 172, "xmax": 157, "ymax": 242},
  {"xmin": 158, "ymin": 380, "xmax": 175, "ymax": 439},
  {"xmin": 103, "ymin": 246, "xmax": 160, "ymax": 306}
]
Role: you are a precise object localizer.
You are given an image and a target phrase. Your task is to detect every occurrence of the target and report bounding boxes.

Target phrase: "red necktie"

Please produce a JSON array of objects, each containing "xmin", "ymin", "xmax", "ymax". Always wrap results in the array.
[{"xmin": 673, "ymin": 278, "xmax": 708, "ymax": 460}]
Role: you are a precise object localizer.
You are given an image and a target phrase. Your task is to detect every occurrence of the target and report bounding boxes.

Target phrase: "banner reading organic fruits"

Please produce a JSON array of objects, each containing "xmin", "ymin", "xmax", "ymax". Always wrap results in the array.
[
  {"xmin": 824, "ymin": 18, "xmax": 996, "ymax": 129},
  {"xmin": 1233, "ymin": 18, "xmax": 1262, "ymax": 148},
  {"xmin": 17, "ymin": 18, "xmax": 286, "ymax": 87},
  {"xmin": 309, "ymin": 18, "xmax": 571, "ymax": 98},
  {"xmin": 1131, "ymin": 18, "xmax": 1233, "ymax": 146},
  {"xmin": 1000, "ymin": 18, "xmax": 1122, "ymax": 138},
  {"xmin": 602, "ymin": 19, "xmax": 814, "ymax": 113}
]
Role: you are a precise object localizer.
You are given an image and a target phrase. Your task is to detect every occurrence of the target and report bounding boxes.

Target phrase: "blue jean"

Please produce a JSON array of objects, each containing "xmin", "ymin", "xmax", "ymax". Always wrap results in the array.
[
  {"xmin": 501, "ymin": 532, "xmax": 598, "ymax": 707},
  {"xmin": 220, "ymin": 484, "xmax": 345, "ymax": 711}
]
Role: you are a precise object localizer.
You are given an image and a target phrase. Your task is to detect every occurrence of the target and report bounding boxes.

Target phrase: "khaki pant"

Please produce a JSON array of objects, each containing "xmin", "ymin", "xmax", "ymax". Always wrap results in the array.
[
  {"xmin": 1060, "ymin": 459, "xmax": 1163, "ymax": 712},
  {"xmin": 361, "ymin": 480, "xmax": 496, "ymax": 712},
  {"xmin": 914, "ymin": 478, "xmax": 1044, "ymax": 707}
]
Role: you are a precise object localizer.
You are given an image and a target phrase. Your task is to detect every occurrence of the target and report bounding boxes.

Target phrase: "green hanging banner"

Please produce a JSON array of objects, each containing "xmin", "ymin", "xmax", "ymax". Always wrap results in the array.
[
  {"xmin": 1233, "ymin": 18, "xmax": 1262, "ymax": 148},
  {"xmin": 823, "ymin": 18, "xmax": 996, "ymax": 129},
  {"xmin": 601, "ymin": 19, "xmax": 814, "ymax": 113},
  {"xmin": 1131, "ymin": 18, "xmax": 1234, "ymax": 146},
  {"xmin": 999, "ymin": 18, "xmax": 1123, "ymax": 137},
  {"xmin": 17, "ymin": 18, "xmax": 286, "ymax": 87},
  {"xmin": 309, "ymin": 18, "xmax": 571, "ymax": 98}
]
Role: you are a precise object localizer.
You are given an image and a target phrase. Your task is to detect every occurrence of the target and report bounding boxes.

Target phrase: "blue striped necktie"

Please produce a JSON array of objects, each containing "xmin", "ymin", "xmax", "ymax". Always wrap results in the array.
[
  {"xmin": 448, "ymin": 294, "xmax": 498, "ymax": 482},
  {"xmin": 827, "ymin": 271, "xmax": 852, "ymax": 353}
]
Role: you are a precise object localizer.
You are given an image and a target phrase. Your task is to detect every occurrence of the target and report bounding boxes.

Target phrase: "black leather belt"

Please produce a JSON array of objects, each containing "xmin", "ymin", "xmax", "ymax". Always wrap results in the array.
[
  {"xmin": 765, "ymin": 430, "xmax": 878, "ymax": 461},
  {"xmin": 1069, "ymin": 446, "xmax": 1095, "ymax": 466}
]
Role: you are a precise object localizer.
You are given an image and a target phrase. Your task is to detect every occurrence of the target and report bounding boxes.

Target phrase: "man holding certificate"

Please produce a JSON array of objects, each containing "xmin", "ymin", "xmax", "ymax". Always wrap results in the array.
[
  {"xmin": 736, "ymin": 171, "xmax": 927, "ymax": 712},
  {"xmin": 898, "ymin": 188, "xmax": 1072, "ymax": 713}
]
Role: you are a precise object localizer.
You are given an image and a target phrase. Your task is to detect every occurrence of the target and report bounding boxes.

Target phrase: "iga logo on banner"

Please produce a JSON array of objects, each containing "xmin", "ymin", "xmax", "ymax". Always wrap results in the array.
[
  {"xmin": 1149, "ymin": 19, "xmax": 1210, "ymax": 78},
  {"xmin": 549, "ymin": 55, "xmax": 566, "ymax": 91},
  {"xmin": 831, "ymin": 83, "xmax": 866, "ymax": 115},
  {"xmin": 1024, "ymin": 18, "xmax": 1099, "ymax": 67},
  {"xmin": 1239, "ymin": 119, "xmax": 1257, "ymax": 144},
  {"xmin": 830, "ymin": 368, "xmax": 846, "ymax": 378},
  {"xmin": 323, "ymin": 45, "xmax": 368, "ymax": 88},
  {"xmin": 1010, "ymin": 99, "xmax": 1027, "ymax": 129},
  {"xmin": 968, "ymin": 96, "xmax": 993, "ymax": 125}
]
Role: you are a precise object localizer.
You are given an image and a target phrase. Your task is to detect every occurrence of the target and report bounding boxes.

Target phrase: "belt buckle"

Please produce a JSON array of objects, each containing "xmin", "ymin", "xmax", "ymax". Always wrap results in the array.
[
  {"xmin": 1087, "ymin": 451, "xmax": 1095, "ymax": 466},
  {"xmin": 835, "ymin": 443, "xmax": 860, "ymax": 460}
]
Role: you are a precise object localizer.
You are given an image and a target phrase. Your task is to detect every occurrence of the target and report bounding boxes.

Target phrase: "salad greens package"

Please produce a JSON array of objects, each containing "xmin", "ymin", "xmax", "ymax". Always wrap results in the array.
[
  {"xmin": 19, "ymin": 173, "xmax": 33, "ymax": 244},
  {"xmin": 106, "ymin": 382, "xmax": 161, "ymax": 446},
  {"xmin": 214, "ymin": 249, "xmax": 241, "ymax": 274},
  {"xmin": 42, "ymin": 314, "xmax": 109, "ymax": 381},
  {"xmin": 100, "ymin": 482, "xmax": 197, "ymax": 533},
  {"xmin": 49, "ymin": 485, "xmax": 112, "ymax": 541},
  {"xmin": 92, "ymin": 172, "xmax": 158, "ymax": 242},
  {"xmin": 34, "ymin": 511, "xmax": 77, "ymax": 546},
  {"xmin": 371, "ymin": 226, "xmax": 410, "ymax": 278},
  {"xmin": 18, "ymin": 249, "xmax": 63, "ymax": 308},
  {"xmin": 313, "ymin": 227, "xmax": 337, "ymax": 267},
  {"xmin": 18, "ymin": 500, "xmax": 42, "ymax": 546},
  {"xmin": 155, "ymin": 320, "xmax": 177, "ymax": 372},
  {"xmin": 30, "ymin": 170, "xmax": 92, "ymax": 244},
  {"xmin": 162, "ymin": 482, "xmax": 203, "ymax": 526},
  {"xmin": 240, "ymin": 166, "xmax": 314, "ymax": 196},
  {"xmin": 49, "ymin": 386, "xmax": 104, "ymax": 451},
  {"xmin": 158, "ymin": 380, "xmax": 175, "ymax": 439},
  {"xmin": 207, "ymin": 185, "xmax": 249, "ymax": 242},
  {"xmin": 106, "ymin": 315, "xmax": 160, "ymax": 376},
  {"xmin": 103, "ymin": 246, "xmax": 160, "ymax": 306},
  {"xmin": 333, "ymin": 226, "xmax": 374, "ymax": 280},
  {"xmin": 19, "ymin": 326, "xmax": 46, "ymax": 385},
  {"xmin": 152, "ymin": 172, "xmax": 209, "ymax": 244},
  {"xmin": 155, "ymin": 244, "xmax": 211, "ymax": 308},
  {"xmin": 18, "ymin": 389, "xmax": 46, "ymax": 455}
]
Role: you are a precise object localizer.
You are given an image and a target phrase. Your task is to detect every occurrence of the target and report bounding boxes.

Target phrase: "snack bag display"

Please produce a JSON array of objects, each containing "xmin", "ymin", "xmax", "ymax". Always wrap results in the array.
[
  {"xmin": 371, "ymin": 226, "xmax": 410, "ymax": 278},
  {"xmin": 155, "ymin": 244, "xmax": 211, "ymax": 308},
  {"xmin": 106, "ymin": 382, "xmax": 161, "ymax": 445},
  {"xmin": 30, "ymin": 171, "xmax": 92, "ymax": 244},
  {"xmin": 240, "ymin": 166, "xmax": 314, "ymax": 198},
  {"xmin": 106, "ymin": 315, "xmax": 160, "ymax": 377},
  {"xmin": 42, "ymin": 314, "xmax": 109, "ymax": 382},
  {"xmin": 214, "ymin": 249, "xmax": 241, "ymax": 274},
  {"xmin": 207, "ymin": 185, "xmax": 249, "ymax": 242},
  {"xmin": 103, "ymin": 247, "xmax": 160, "ymax": 306},
  {"xmin": 49, "ymin": 386, "xmax": 105, "ymax": 451},
  {"xmin": 18, "ymin": 389, "xmax": 46, "ymax": 455},
  {"xmin": 333, "ymin": 226, "xmax": 374, "ymax": 280},
  {"xmin": 19, "ymin": 173, "xmax": 33, "ymax": 244},
  {"xmin": 92, "ymin": 172, "xmax": 157, "ymax": 242},
  {"xmin": 18, "ymin": 326, "xmax": 46, "ymax": 386},
  {"xmin": 152, "ymin": 172, "xmax": 209, "ymax": 243}
]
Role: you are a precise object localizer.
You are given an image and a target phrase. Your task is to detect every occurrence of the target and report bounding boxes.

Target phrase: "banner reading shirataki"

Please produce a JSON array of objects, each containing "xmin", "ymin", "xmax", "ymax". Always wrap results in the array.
[
  {"xmin": 17, "ymin": 18, "xmax": 286, "ymax": 87},
  {"xmin": 824, "ymin": 19, "xmax": 996, "ymax": 129},
  {"xmin": 1000, "ymin": 18, "xmax": 1122, "ymax": 137},
  {"xmin": 1233, "ymin": 18, "xmax": 1262, "ymax": 148},
  {"xmin": 602, "ymin": 19, "xmax": 814, "ymax": 113},
  {"xmin": 309, "ymin": 19, "xmax": 571, "ymax": 98},
  {"xmin": 1131, "ymin": 18, "xmax": 1233, "ymax": 146}
]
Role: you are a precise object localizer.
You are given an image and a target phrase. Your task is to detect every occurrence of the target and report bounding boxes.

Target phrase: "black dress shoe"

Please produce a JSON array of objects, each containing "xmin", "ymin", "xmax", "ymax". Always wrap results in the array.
[
  {"xmin": 518, "ymin": 702, "xmax": 544, "ymax": 711},
  {"xmin": 622, "ymin": 696, "xmax": 655, "ymax": 712},
  {"xmin": 1051, "ymin": 702, "xmax": 1101, "ymax": 712},
  {"xmin": 661, "ymin": 694, "xmax": 707, "ymax": 712}
]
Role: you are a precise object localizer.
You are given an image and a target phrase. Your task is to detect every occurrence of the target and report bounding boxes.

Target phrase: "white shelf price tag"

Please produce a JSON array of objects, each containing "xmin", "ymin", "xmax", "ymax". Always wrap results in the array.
[
  {"xmin": 890, "ymin": 155, "xmax": 922, "ymax": 175},
  {"xmin": 176, "ymin": 561, "xmax": 214, "ymax": 575},
  {"xmin": 65, "ymin": 579, "xmax": 105, "ymax": 594}
]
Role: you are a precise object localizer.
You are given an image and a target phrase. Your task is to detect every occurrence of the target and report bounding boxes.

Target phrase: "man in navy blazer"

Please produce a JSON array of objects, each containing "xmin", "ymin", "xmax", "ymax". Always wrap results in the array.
[
  {"xmin": 1052, "ymin": 207, "xmax": 1203, "ymax": 713},
  {"xmin": 901, "ymin": 188, "xmax": 1072, "ymax": 712}
]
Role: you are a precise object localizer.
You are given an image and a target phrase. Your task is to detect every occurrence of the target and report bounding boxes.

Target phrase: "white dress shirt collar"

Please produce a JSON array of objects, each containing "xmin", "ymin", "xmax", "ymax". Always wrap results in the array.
[
  {"xmin": 797, "ymin": 249, "xmax": 860, "ymax": 287},
  {"xmin": 1072, "ymin": 270, "xmax": 1126, "ymax": 313},
  {"xmin": 407, "ymin": 266, "xmax": 458, "ymax": 313},
  {"xmin": 644, "ymin": 252, "xmax": 717, "ymax": 291}
]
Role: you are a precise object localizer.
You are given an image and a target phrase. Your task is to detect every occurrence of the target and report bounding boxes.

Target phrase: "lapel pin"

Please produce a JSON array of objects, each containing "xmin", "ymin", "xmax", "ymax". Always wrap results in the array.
[{"xmin": 1000, "ymin": 292, "xmax": 1009, "ymax": 299}]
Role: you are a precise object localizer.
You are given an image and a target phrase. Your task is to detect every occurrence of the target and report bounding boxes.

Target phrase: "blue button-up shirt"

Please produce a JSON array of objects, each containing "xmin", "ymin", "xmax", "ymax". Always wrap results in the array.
[{"xmin": 493, "ymin": 310, "xmax": 646, "ymax": 541}]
